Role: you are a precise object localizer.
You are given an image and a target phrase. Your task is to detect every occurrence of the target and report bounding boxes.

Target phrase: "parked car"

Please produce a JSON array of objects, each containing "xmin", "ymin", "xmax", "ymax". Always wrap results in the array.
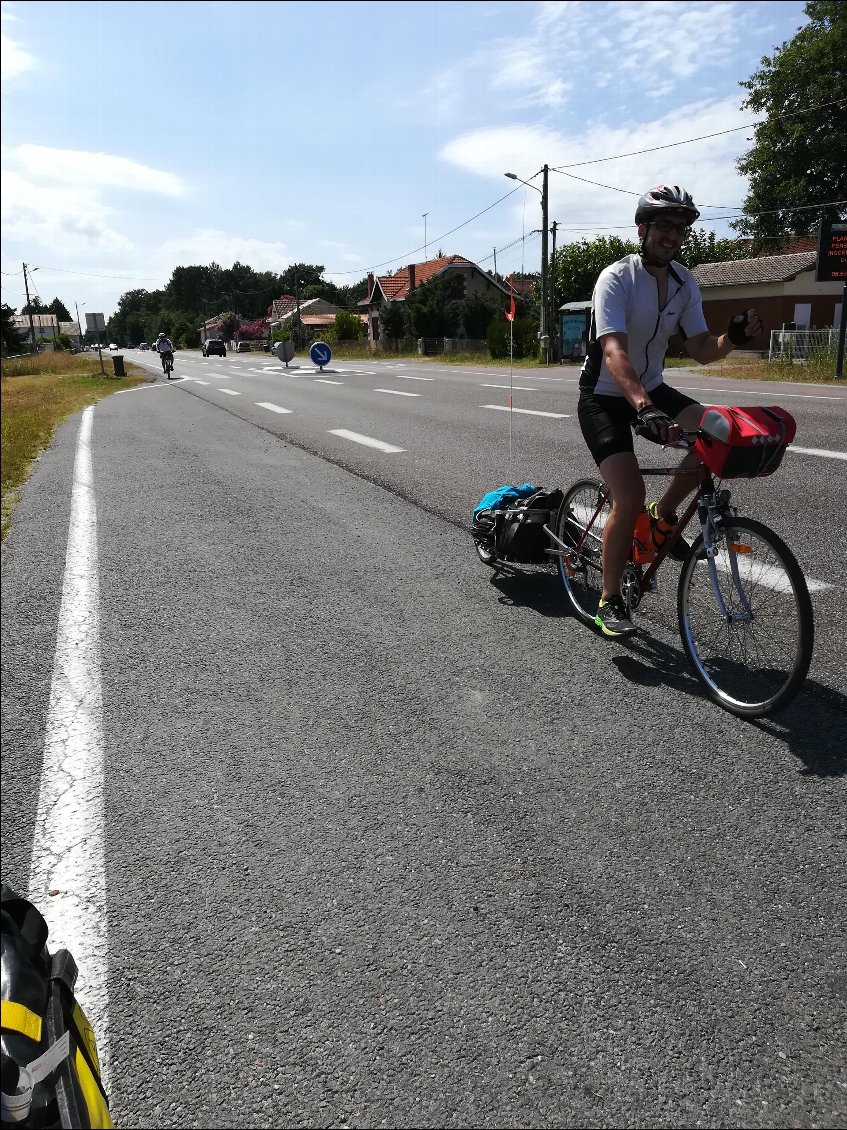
[
  {"xmin": 236, "ymin": 341, "xmax": 251, "ymax": 353},
  {"xmin": 203, "ymin": 338, "xmax": 227, "ymax": 357},
  {"xmin": 108, "ymin": 343, "xmax": 118, "ymax": 351},
  {"xmin": 139, "ymin": 342, "xmax": 149, "ymax": 351}
]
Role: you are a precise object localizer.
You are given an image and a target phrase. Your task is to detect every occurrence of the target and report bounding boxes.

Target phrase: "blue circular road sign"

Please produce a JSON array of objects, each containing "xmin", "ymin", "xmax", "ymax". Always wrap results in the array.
[{"xmin": 309, "ymin": 341, "xmax": 332, "ymax": 368}]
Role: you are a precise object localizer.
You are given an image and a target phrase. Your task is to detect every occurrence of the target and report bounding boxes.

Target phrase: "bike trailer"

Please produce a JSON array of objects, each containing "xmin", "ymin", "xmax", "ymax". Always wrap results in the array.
[
  {"xmin": 472, "ymin": 485, "xmax": 563, "ymax": 565},
  {"xmin": 1, "ymin": 886, "xmax": 112, "ymax": 1129},
  {"xmin": 695, "ymin": 405, "xmax": 796, "ymax": 478}
]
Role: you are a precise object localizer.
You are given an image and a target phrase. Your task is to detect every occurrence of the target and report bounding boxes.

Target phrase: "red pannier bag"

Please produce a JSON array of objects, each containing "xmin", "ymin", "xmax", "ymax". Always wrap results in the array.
[{"xmin": 694, "ymin": 405, "xmax": 796, "ymax": 479}]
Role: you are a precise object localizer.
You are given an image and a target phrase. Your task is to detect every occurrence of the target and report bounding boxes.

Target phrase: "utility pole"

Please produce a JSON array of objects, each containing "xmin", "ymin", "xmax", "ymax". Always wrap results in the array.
[
  {"xmin": 493, "ymin": 247, "xmax": 498, "ymax": 280},
  {"xmin": 550, "ymin": 220, "xmax": 558, "ymax": 363},
  {"xmin": 22, "ymin": 262, "xmax": 37, "ymax": 353},
  {"xmin": 540, "ymin": 164, "xmax": 549, "ymax": 365}
]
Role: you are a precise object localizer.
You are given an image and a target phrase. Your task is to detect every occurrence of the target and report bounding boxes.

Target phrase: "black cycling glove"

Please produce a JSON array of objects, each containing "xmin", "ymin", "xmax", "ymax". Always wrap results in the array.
[
  {"xmin": 727, "ymin": 311, "xmax": 753, "ymax": 346},
  {"xmin": 634, "ymin": 404, "xmax": 675, "ymax": 442}
]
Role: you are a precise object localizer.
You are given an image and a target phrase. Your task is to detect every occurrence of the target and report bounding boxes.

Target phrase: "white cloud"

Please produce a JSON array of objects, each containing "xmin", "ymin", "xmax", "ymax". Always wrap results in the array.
[
  {"xmin": 156, "ymin": 229, "xmax": 291, "ymax": 274},
  {"xmin": 440, "ymin": 96, "xmax": 751, "ymax": 243},
  {"xmin": 426, "ymin": 0, "xmax": 745, "ymax": 119},
  {"xmin": 13, "ymin": 145, "xmax": 184, "ymax": 196},
  {"xmin": 0, "ymin": 26, "xmax": 35, "ymax": 79}
]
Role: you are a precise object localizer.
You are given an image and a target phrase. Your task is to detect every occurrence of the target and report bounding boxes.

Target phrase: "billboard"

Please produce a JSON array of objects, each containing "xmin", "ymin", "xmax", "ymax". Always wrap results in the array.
[
  {"xmin": 85, "ymin": 312, "xmax": 106, "ymax": 332},
  {"xmin": 816, "ymin": 220, "xmax": 847, "ymax": 283}
]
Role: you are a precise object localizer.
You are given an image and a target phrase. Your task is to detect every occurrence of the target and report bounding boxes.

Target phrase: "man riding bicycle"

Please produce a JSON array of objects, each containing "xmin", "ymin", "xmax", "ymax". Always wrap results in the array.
[
  {"xmin": 577, "ymin": 183, "xmax": 764, "ymax": 638},
  {"xmin": 155, "ymin": 332, "xmax": 175, "ymax": 378}
]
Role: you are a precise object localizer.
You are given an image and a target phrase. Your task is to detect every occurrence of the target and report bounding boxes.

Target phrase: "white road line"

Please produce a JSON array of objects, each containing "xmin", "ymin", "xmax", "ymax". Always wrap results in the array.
[
  {"xmin": 714, "ymin": 556, "xmax": 832, "ymax": 594},
  {"xmin": 191, "ymin": 380, "xmax": 210, "ymax": 385},
  {"xmin": 374, "ymin": 388, "xmax": 421, "ymax": 397},
  {"xmin": 396, "ymin": 375, "xmax": 434, "ymax": 381},
  {"xmin": 218, "ymin": 389, "xmax": 241, "ymax": 396},
  {"xmin": 481, "ymin": 384, "xmax": 537, "ymax": 391},
  {"xmin": 256, "ymin": 401, "xmax": 292, "ymax": 414},
  {"xmin": 788, "ymin": 445, "xmax": 847, "ymax": 461},
  {"xmin": 29, "ymin": 406, "xmax": 110, "ymax": 1086},
  {"xmin": 482, "ymin": 404, "xmax": 570, "ymax": 418},
  {"xmin": 675, "ymin": 383, "xmax": 846, "ymax": 401},
  {"xmin": 328, "ymin": 429, "xmax": 405, "ymax": 453},
  {"xmin": 315, "ymin": 378, "xmax": 343, "ymax": 385}
]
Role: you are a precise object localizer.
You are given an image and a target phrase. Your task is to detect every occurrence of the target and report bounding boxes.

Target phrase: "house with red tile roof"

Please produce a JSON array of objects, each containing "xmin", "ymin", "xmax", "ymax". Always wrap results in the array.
[{"xmin": 360, "ymin": 255, "xmax": 512, "ymax": 346}]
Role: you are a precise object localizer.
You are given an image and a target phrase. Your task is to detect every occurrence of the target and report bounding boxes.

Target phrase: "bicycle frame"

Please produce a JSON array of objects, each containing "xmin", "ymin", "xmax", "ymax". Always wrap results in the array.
[{"xmin": 549, "ymin": 460, "xmax": 754, "ymax": 621}]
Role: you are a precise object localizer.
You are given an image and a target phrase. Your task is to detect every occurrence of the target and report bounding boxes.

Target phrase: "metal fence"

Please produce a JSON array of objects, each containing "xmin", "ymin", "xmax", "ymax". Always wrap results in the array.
[{"xmin": 768, "ymin": 328, "xmax": 838, "ymax": 361}]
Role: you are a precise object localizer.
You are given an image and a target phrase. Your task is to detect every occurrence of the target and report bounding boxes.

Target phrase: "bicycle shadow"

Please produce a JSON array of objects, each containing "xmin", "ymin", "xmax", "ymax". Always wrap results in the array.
[
  {"xmin": 612, "ymin": 633, "xmax": 847, "ymax": 779},
  {"xmin": 487, "ymin": 567, "xmax": 570, "ymax": 619}
]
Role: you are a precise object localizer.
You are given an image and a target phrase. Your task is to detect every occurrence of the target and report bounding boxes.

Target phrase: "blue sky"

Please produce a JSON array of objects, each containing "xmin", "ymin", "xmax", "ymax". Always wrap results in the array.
[{"xmin": 1, "ymin": 0, "xmax": 811, "ymax": 320}]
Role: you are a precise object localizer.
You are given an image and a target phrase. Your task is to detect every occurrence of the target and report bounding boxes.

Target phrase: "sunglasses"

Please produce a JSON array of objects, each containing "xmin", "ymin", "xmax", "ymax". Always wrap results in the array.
[{"xmin": 652, "ymin": 219, "xmax": 691, "ymax": 236}]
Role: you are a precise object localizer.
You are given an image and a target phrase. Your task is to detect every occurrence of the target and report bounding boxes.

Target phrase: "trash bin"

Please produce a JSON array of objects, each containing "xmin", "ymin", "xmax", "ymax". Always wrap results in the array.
[{"xmin": 112, "ymin": 355, "xmax": 125, "ymax": 377}]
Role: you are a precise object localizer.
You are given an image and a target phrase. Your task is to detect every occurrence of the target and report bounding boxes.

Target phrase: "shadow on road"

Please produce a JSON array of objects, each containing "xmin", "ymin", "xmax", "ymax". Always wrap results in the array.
[{"xmin": 486, "ymin": 569, "xmax": 846, "ymax": 779}]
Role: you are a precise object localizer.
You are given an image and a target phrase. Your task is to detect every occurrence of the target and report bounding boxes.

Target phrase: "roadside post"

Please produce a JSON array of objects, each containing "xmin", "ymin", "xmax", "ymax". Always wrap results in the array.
[
  {"xmin": 815, "ymin": 219, "xmax": 847, "ymax": 380},
  {"xmin": 85, "ymin": 313, "xmax": 106, "ymax": 376},
  {"xmin": 309, "ymin": 341, "xmax": 332, "ymax": 372}
]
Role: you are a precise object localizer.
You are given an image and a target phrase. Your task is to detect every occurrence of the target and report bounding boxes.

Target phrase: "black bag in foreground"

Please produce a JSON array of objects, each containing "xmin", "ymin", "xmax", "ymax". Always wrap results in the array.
[
  {"xmin": 1, "ymin": 886, "xmax": 112, "ymax": 1128},
  {"xmin": 473, "ymin": 487, "xmax": 564, "ymax": 564}
]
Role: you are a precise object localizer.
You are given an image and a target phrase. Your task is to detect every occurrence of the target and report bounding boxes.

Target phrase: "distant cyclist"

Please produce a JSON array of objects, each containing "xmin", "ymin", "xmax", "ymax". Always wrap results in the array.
[
  {"xmin": 578, "ymin": 183, "xmax": 764, "ymax": 638},
  {"xmin": 155, "ymin": 332, "xmax": 175, "ymax": 378}
]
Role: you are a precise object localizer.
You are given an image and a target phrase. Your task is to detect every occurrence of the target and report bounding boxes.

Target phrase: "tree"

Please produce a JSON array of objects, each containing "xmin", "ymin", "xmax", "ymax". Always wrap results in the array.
[
  {"xmin": 20, "ymin": 296, "xmax": 46, "ymax": 315},
  {"xmin": 677, "ymin": 231, "xmax": 758, "ymax": 269},
  {"xmin": 380, "ymin": 301, "xmax": 407, "ymax": 341},
  {"xmin": 216, "ymin": 312, "xmax": 240, "ymax": 341},
  {"xmin": 552, "ymin": 236, "xmax": 638, "ymax": 304},
  {"xmin": 461, "ymin": 294, "xmax": 500, "ymax": 339},
  {"xmin": 333, "ymin": 310, "xmax": 363, "ymax": 341},
  {"xmin": 733, "ymin": 1, "xmax": 847, "ymax": 242},
  {"xmin": 1, "ymin": 304, "xmax": 27, "ymax": 354},
  {"xmin": 47, "ymin": 297, "xmax": 71, "ymax": 321},
  {"xmin": 404, "ymin": 273, "xmax": 463, "ymax": 337}
]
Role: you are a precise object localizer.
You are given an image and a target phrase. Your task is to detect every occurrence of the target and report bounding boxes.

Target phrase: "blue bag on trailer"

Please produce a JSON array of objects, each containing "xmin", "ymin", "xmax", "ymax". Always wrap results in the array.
[{"xmin": 472, "ymin": 483, "xmax": 537, "ymax": 523}]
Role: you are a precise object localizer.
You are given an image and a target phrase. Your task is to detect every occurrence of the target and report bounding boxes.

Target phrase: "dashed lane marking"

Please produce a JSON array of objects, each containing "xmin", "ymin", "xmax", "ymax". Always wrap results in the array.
[
  {"xmin": 482, "ymin": 404, "xmax": 570, "ymax": 418},
  {"xmin": 328, "ymin": 429, "xmax": 405, "ymax": 453},
  {"xmin": 374, "ymin": 388, "xmax": 420, "ymax": 397},
  {"xmin": 256, "ymin": 402, "xmax": 292, "ymax": 414}
]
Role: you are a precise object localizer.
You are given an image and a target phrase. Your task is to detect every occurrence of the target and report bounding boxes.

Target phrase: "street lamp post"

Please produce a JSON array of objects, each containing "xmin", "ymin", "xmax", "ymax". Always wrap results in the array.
[{"xmin": 505, "ymin": 166, "xmax": 549, "ymax": 364}]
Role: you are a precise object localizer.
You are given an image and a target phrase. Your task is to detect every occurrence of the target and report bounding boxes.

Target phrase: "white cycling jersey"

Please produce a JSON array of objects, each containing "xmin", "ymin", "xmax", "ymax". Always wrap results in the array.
[
  {"xmin": 156, "ymin": 338, "xmax": 174, "ymax": 354},
  {"xmin": 579, "ymin": 254, "xmax": 708, "ymax": 396}
]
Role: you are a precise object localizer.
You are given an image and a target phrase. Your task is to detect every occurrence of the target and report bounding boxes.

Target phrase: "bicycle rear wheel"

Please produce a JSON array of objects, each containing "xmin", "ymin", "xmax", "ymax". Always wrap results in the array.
[
  {"xmin": 677, "ymin": 517, "xmax": 814, "ymax": 717},
  {"xmin": 554, "ymin": 479, "xmax": 610, "ymax": 626}
]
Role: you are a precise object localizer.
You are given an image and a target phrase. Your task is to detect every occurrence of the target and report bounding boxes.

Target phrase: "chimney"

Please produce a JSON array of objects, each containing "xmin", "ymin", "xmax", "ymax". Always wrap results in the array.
[
  {"xmin": 367, "ymin": 272, "xmax": 374, "ymax": 301},
  {"xmin": 408, "ymin": 263, "xmax": 416, "ymax": 292}
]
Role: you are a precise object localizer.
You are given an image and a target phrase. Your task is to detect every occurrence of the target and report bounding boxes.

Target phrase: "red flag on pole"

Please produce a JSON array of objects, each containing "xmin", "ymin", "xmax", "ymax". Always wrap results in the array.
[{"xmin": 505, "ymin": 274, "xmax": 516, "ymax": 322}]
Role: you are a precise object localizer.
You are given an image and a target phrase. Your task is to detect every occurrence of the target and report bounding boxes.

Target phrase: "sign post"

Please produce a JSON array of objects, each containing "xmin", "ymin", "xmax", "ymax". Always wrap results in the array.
[
  {"xmin": 309, "ymin": 341, "xmax": 332, "ymax": 371},
  {"xmin": 85, "ymin": 313, "xmax": 107, "ymax": 375},
  {"xmin": 816, "ymin": 220, "xmax": 847, "ymax": 380}
]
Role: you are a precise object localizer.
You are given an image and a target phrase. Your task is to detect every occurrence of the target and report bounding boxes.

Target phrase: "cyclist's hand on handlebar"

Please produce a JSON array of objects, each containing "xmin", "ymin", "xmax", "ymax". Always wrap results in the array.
[{"xmin": 634, "ymin": 404, "xmax": 680, "ymax": 445}]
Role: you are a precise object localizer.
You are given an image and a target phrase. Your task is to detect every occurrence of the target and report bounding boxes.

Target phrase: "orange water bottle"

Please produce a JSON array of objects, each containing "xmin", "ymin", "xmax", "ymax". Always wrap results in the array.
[{"xmin": 632, "ymin": 508, "xmax": 656, "ymax": 565}]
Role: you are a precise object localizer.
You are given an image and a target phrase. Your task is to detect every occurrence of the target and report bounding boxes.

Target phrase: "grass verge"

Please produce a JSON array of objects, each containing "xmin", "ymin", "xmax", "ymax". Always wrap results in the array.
[{"xmin": 1, "ymin": 352, "xmax": 149, "ymax": 540}]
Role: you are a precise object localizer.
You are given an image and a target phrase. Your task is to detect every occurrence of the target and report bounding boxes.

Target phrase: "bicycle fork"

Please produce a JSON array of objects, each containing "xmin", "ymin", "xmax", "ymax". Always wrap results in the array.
[{"xmin": 697, "ymin": 490, "xmax": 754, "ymax": 624}]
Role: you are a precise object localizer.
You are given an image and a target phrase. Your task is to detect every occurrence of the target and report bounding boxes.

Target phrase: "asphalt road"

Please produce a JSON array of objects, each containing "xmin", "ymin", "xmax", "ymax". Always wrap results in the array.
[{"xmin": 1, "ymin": 349, "xmax": 845, "ymax": 1129}]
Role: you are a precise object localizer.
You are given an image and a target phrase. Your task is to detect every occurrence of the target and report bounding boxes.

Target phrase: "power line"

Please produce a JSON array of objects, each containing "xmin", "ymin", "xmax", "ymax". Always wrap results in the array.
[{"xmin": 551, "ymin": 98, "xmax": 846, "ymax": 170}]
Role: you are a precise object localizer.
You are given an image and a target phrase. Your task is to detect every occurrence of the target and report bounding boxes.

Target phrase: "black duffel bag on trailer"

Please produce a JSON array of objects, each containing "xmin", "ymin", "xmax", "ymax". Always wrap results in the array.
[
  {"xmin": 1, "ymin": 885, "xmax": 112, "ymax": 1128},
  {"xmin": 475, "ymin": 487, "xmax": 564, "ymax": 565}
]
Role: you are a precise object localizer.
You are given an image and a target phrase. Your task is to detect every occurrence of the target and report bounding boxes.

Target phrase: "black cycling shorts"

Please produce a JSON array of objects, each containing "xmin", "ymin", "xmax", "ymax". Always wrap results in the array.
[{"xmin": 578, "ymin": 383, "xmax": 699, "ymax": 467}]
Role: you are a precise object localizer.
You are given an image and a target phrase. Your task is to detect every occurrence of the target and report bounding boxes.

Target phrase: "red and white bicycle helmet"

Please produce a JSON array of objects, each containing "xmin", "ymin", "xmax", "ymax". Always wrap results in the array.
[{"xmin": 635, "ymin": 184, "xmax": 700, "ymax": 226}]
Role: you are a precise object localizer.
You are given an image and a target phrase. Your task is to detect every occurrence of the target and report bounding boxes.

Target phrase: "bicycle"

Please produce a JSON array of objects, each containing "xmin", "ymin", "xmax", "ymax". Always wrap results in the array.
[
  {"xmin": 160, "ymin": 351, "xmax": 174, "ymax": 379},
  {"xmin": 545, "ymin": 414, "xmax": 814, "ymax": 719}
]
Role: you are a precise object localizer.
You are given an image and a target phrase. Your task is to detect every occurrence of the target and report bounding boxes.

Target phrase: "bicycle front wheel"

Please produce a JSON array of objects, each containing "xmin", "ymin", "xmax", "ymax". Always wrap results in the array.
[
  {"xmin": 554, "ymin": 479, "xmax": 610, "ymax": 627},
  {"xmin": 677, "ymin": 517, "xmax": 814, "ymax": 717}
]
